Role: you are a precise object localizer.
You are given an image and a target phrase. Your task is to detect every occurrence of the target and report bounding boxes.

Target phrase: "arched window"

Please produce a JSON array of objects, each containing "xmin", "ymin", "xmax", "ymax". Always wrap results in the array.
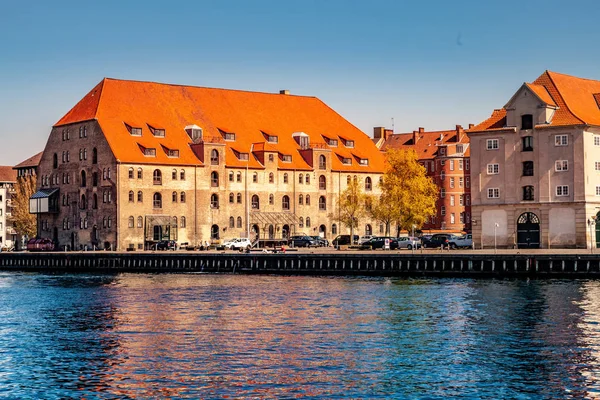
[
  {"xmin": 137, "ymin": 168, "xmax": 142, "ymax": 179},
  {"xmin": 137, "ymin": 191, "xmax": 143, "ymax": 202},
  {"xmin": 180, "ymin": 169, "xmax": 185, "ymax": 180},
  {"xmin": 229, "ymin": 216, "xmax": 235, "ymax": 228},
  {"xmin": 332, "ymin": 224, "xmax": 338, "ymax": 235},
  {"xmin": 103, "ymin": 217, "xmax": 107, "ymax": 228},
  {"xmin": 365, "ymin": 177, "xmax": 372, "ymax": 191},
  {"xmin": 172, "ymin": 169, "xmax": 177, "ymax": 180},
  {"xmin": 319, "ymin": 155, "xmax": 326, "ymax": 170},
  {"xmin": 172, "ymin": 191, "xmax": 178, "ymax": 203},
  {"xmin": 306, "ymin": 195, "xmax": 311, "ymax": 205},
  {"xmin": 128, "ymin": 168, "xmax": 134, "ymax": 179},
  {"xmin": 237, "ymin": 216, "xmax": 242, "ymax": 228},
  {"xmin": 299, "ymin": 194, "xmax": 303, "ymax": 205},
  {"xmin": 319, "ymin": 196, "xmax": 326, "ymax": 210},
  {"xmin": 306, "ymin": 217, "xmax": 311, "ymax": 227},
  {"xmin": 83, "ymin": 147, "xmax": 87, "ymax": 159},
  {"xmin": 211, "ymin": 171, "xmax": 219, "ymax": 187},
  {"xmin": 107, "ymin": 168, "xmax": 111, "ymax": 179},
  {"xmin": 305, "ymin": 174, "xmax": 310, "ymax": 184},
  {"xmin": 269, "ymin": 172, "xmax": 274, "ymax": 183},
  {"xmin": 211, "ymin": 194, "xmax": 219, "ymax": 208},
  {"xmin": 269, "ymin": 194, "xmax": 274, "ymax": 205},
  {"xmin": 299, "ymin": 217, "xmax": 304, "ymax": 228},
  {"xmin": 103, "ymin": 168, "xmax": 106, "ymax": 180},
  {"xmin": 236, "ymin": 172, "xmax": 242, "ymax": 182},
  {"xmin": 92, "ymin": 172, "xmax": 98, "ymax": 187},
  {"xmin": 153, "ymin": 169, "xmax": 162, "ymax": 185},
  {"xmin": 282, "ymin": 195, "xmax": 290, "ymax": 210},
  {"xmin": 211, "ymin": 224, "xmax": 220, "ymax": 239},
  {"xmin": 237, "ymin": 193, "xmax": 242, "ymax": 204},
  {"xmin": 53, "ymin": 153, "xmax": 58, "ymax": 169},
  {"xmin": 180, "ymin": 192, "xmax": 186, "ymax": 203},
  {"xmin": 253, "ymin": 172, "xmax": 258, "ymax": 183},
  {"xmin": 347, "ymin": 175, "xmax": 351, "ymax": 185},
  {"xmin": 229, "ymin": 193, "xmax": 234, "ymax": 203},
  {"xmin": 137, "ymin": 216, "xmax": 143, "ymax": 228},
  {"xmin": 268, "ymin": 225, "xmax": 274, "ymax": 239},
  {"xmin": 129, "ymin": 191, "xmax": 134, "ymax": 202},
  {"xmin": 153, "ymin": 193, "xmax": 162, "ymax": 209},
  {"xmin": 353, "ymin": 175, "xmax": 358, "ymax": 183},
  {"xmin": 319, "ymin": 175, "xmax": 326, "ymax": 190},
  {"xmin": 365, "ymin": 224, "xmax": 372, "ymax": 236},
  {"xmin": 92, "ymin": 148, "xmax": 97, "ymax": 164},
  {"xmin": 80, "ymin": 194, "xmax": 87, "ymax": 209},
  {"xmin": 252, "ymin": 194, "xmax": 260, "ymax": 209},
  {"xmin": 229, "ymin": 171, "xmax": 234, "ymax": 182},
  {"xmin": 173, "ymin": 216, "xmax": 178, "ymax": 227},
  {"xmin": 299, "ymin": 175, "xmax": 303, "ymax": 184},
  {"xmin": 128, "ymin": 216, "xmax": 134, "ymax": 228},
  {"xmin": 93, "ymin": 194, "xmax": 98, "ymax": 209},
  {"xmin": 80, "ymin": 170, "xmax": 87, "ymax": 187},
  {"xmin": 283, "ymin": 173, "xmax": 288, "ymax": 184},
  {"xmin": 107, "ymin": 216, "xmax": 112, "ymax": 228},
  {"xmin": 210, "ymin": 149, "xmax": 219, "ymax": 165},
  {"xmin": 180, "ymin": 216, "xmax": 186, "ymax": 228}
]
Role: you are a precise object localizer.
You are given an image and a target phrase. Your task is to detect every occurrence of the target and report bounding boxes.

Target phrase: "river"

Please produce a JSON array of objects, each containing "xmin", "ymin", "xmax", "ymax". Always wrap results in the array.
[{"xmin": 0, "ymin": 273, "xmax": 599, "ymax": 399}]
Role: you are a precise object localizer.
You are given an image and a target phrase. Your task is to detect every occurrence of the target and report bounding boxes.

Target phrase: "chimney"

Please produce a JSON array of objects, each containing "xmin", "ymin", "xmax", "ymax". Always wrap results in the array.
[
  {"xmin": 412, "ymin": 130, "xmax": 419, "ymax": 144},
  {"xmin": 373, "ymin": 127, "xmax": 385, "ymax": 139},
  {"xmin": 468, "ymin": 123, "xmax": 474, "ymax": 129},
  {"xmin": 418, "ymin": 127, "xmax": 424, "ymax": 133},
  {"xmin": 279, "ymin": 89, "xmax": 290, "ymax": 95},
  {"xmin": 456, "ymin": 124, "xmax": 464, "ymax": 142}
]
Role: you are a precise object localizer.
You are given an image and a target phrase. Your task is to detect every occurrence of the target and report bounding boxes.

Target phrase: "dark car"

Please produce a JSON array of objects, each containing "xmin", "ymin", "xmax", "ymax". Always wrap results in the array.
[
  {"xmin": 332, "ymin": 235, "xmax": 359, "ymax": 246},
  {"xmin": 310, "ymin": 236, "xmax": 329, "ymax": 247},
  {"xmin": 422, "ymin": 234, "xmax": 459, "ymax": 248},
  {"xmin": 154, "ymin": 240, "xmax": 177, "ymax": 250},
  {"xmin": 289, "ymin": 236, "xmax": 317, "ymax": 248},
  {"xmin": 362, "ymin": 236, "xmax": 399, "ymax": 250},
  {"xmin": 26, "ymin": 238, "xmax": 55, "ymax": 252}
]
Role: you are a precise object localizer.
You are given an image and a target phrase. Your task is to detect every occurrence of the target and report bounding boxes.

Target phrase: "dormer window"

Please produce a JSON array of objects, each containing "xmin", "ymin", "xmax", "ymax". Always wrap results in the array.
[
  {"xmin": 342, "ymin": 157, "xmax": 352, "ymax": 165},
  {"xmin": 292, "ymin": 132, "xmax": 310, "ymax": 149},
  {"xmin": 282, "ymin": 155, "xmax": 292, "ymax": 163},
  {"xmin": 521, "ymin": 114, "xmax": 533, "ymax": 130},
  {"xmin": 341, "ymin": 138, "xmax": 354, "ymax": 148},
  {"xmin": 224, "ymin": 132, "xmax": 236, "ymax": 141},
  {"xmin": 167, "ymin": 149, "xmax": 179, "ymax": 158},
  {"xmin": 144, "ymin": 148, "xmax": 156, "ymax": 157},
  {"xmin": 359, "ymin": 158, "xmax": 369, "ymax": 166},
  {"xmin": 456, "ymin": 144, "xmax": 464, "ymax": 153},
  {"xmin": 149, "ymin": 125, "xmax": 165, "ymax": 137},
  {"xmin": 328, "ymin": 139, "xmax": 338, "ymax": 147},
  {"xmin": 185, "ymin": 125, "xmax": 203, "ymax": 141},
  {"xmin": 238, "ymin": 153, "xmax": 249, "ymax": 161},
  {"xmin": 439, "ymin": 147, "xmax": 446, "ymax": 156},
  {"xmin": 125, "ymin": 123, "xmax": 142, "ymax": 136},
  {"xmin": 267, "ymin": 135, "xmax": 278, "ymax": 143}
]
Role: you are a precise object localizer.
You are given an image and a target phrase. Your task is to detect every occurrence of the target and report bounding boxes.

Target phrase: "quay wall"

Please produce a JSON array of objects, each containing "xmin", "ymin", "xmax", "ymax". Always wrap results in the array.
[{"xmin": 2, "ymin": 252, "xmax": 600, "ymax": 278}]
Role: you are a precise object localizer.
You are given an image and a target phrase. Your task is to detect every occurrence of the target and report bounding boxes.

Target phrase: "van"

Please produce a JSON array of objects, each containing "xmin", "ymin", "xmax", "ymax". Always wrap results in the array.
[{"xmin": 332, "ymin": 234, "xmax": 359, "ymax": 246}]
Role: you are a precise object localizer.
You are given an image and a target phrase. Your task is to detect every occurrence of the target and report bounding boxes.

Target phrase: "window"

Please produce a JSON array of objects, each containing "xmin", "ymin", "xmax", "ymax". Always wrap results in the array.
[
  {"xmin": 596, "ymin": 162, "xmax": 600, "ymax": 171},
  {"xmin": 306, "ymin": 217, "xmax": 311, "ymax": 228},
  {"xmin": 128, "ymin": 216, "xmax": 134, "ymax": 228},
  {"xmin": 466, "ymin": 195, "xmax": 470, "ymax": 206},
  {"xmin": 153, "ymin": 169, "xmax": 162, "ymax": 185},
  {"xmin": 211, "ymin": 171, "xmax": 219, "ymax": 187},
  {"xmin": 267, "ymin": 135, "xmax": 278, "ymax": 143},
  {"xmin": 450, "ymin": 195, "xmax": 455, "ymax": 206},
  {"xmin": 466, "ymin": 177, "xmax": 470, "ymax": 188},
  {"xmin": 305, "ymin": 174, "xmax": 310, "ymax": 184},
  {"xmin": 238, "ymin": 153, "xmax": 249, "ymax": 161},
  {"xmin": 460, "ymin": 212, "xmax": 464, "ymax": 224},
  {"xmin": 440, "ymin": 188, "xmax": 446, "ymax": 198},
  {"xmin": 137, "ymin": 168, "xmax": 142, "ymax": 179},
  {"xmin": 129, "ymin": 168, "xmax": 134, "ymax": 179},
  {"xmin": 138, "ymin": 216, "xmax": 143, "ymax": 228},
  {"xmin": 487, "ymin": 164, "xmax": 499, "ymax": 175},
  {"xmin": 237, "ymin": 217, "xmax": 242, "ymax": 228},
  {"xmin": 80, "ymin": 170, "xmax": 87, "ymax": 187},
  {"xmin": 229, "ymin": 193, "xmax": 234, "ymax": 203},
  {"xmin": 319, "ymin": 155, "xmax": 326, "ymax": 169},
  {"xmin": 458, "ymin": 159, "xmax": 463, "ymax": 170},
  {"xmin": 268, "ymin": 154, "xmax": 274, "ymax": 162},
  {"xmin": 459, "ymin": 177, "xmax": 464, "ymax": 188},
  {"xmin": 252, "ymin": 195, "xmax": 259, "ymax": 209},
  {"xmin": 269, "ymin": 194, "xmax": 274, "ymax": 205},
  {"xmin": 211, "ymin": 149, "xmax": 219, "ymax": 165},
  {"xmin": 595, "ymin": 136, "xmax": 600, "ymax": 146},
  {"xmin": 488, "ymin": 188, "xmax": 500, "ymax": 198},
  {"xmin": 332, "ymin": 224, "xmax": 338, "ymax": 235},
  {"xmin": 441, "ymin": 171, "xmax": 445, "ymax": 180},
  {"xmin": 253, "ymin": 172, "xmax": 258, "ymax": 183},
  {"xmin": 449, "ymin": 160, "xmax": 454, "ymax": 171},
  {"xmin": 53, "ymin": 153, "xmax": 58, "ymax": 169},
  {"xmin": 521, "ymin": 114, "xmax": 533, "ymax": 130},
  {"xmin": 523, "ymin": 161, "xmax": 534, "ymax": 176},
  {"xmin": 319, "ymin": 175, "xmax": 326, "ymax": 190},
  {"xmin": 342, "ymin": 157, "xmax": 352, "ymax": 165},
  {"xmin": 237, "ymin": 172, "xmax": 242, "ymax": 182},
  {"xmin": 92, "ymin": 172, "xmax": 98, "ymax": 187},
  {"xmin": 229, "ymin": 217, "xmax": 235, "ymax": 228},
  {"xmin": 439, "ymin": 147, "xmax": 446, "ymax": 156},
  {"xmin": 282, "ymin": 195, "xmax": 290, "ymax": 210},
  {"xmin": 180, "ymin": 192, "xmax": 186, "ymax": 203},
  {"xmin": 299, "ymin": 194, "xmax": 303, "ymax": 205},
  {"xmin": 93, "ymin": 194, "xmax": 98, "ymax": 209},
  {"xmin": 555, "ymin": 135, "xmax": 568, "ymax": 146},
  {"xmin": 269, "ymin": 173, "xmax": 274, "ymax": 183},
  {"xmin": 555, "ymin": 160, "xmax": 568, "ymax": 172},
  {"xmin": 344, "ymin": 139, "xmax": 355, "ymax": 148},
  {"xmin": 129, "ymin": 191, "xmax": 134, "ymax": 202},
  {"xmin": 299, "ymin": 217, "xmax": 304, "ymax": 228},
  {"xmin": 224, "ymin": 132, "xmax": 235, "ymax": 141},
  {"xmin": 459, "ymin": 194, "xmax": 464, "ymax": 206},
  {"xmin": 441, "ymin": 206, "xmax": 446, "ymax": 216},
  {"xmin": 129, "ymin": 126, "xmax": 142, "ymax": 136},
  {"xmin": 347, "ymin": 175, "xmax": 351, "ymax": 185},
  {"xmin": 596, "ymin": 186, "xmax": 600, "ymax": 196},
  {"xmin": 92, "ymin": 148, "xmax": 98, "ymax": 164},
  {"xmin": 306, "ymin": 195, "xmax": 310, "ymax": 205},
  {"xmin": 486, "ymin": 139, "xmax": 499, "ymax": 150},
  {"xmin": 153, "ymin": 193, "xmax": 162, "ymax": 208},
  {"xmin": 359, "ymin": 158, "xmax": 369, "ymax": 166},
  {"xmin": 522, "ymin": 136, "xmax": 533, "ymax": 151},
  {"xmin": 450, "ymin": 213, "xmax": 455, "ymax": 224},
  {"xmin": 144, "ymin": 148, "xmax": 156, "ymax": 157},
  {"xmin": 137, "ymin": 191, "xmax": 143, "ymax": 202},
  {"xmin": 282, "ymin": 155, "xmax": 292, "ymax": 163},
  {"xmin": 172, "ymin": 191, "xmax": 178, "ymax": 203},
  {"xmin": 450, "ymin": 177, "xmax": 455, "ymax": 188},
  {"xmin": 457, "ymin": 145, "xmax": 464, "ymax": 154},
  {"xmin": 283, "ymin": 173, "xmax": 288, "ymax": 184},
  {"xmin": 237, "ymin": 193, "xmax": 242, "ymax": 204},
  {"xmin": 299, "ymin": 175, "xmax": 303, "ymax": 184},
  {"xmin": 556, "ymin": 185, "xmax": 569, "ymax": 196},
  {"xmin": 465, "ymin": 159, "xmax": 470, "ymax": 170},
  {"xmin": 365, "ymin": 177, "xmax": 372, "ymax": 191},
  {"xmin": 523, "ymin": 185, "xmax": 534, "ymax": 201},
  {"xmin": 319, "ymin": 196, "xmax": 326, "ymax": 210},
  {"xmin": 210, "ymin": 194, "xmax": 219, "ymax": 208}
]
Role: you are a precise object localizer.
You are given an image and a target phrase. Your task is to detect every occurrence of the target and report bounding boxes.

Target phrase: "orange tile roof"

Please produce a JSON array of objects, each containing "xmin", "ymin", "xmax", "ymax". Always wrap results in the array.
[
  {"xmin": 469, "ymin": 70, "xmax": 600, "ymax": 132},
  {"xmin": 54, "ymin": 78, "xmax": 385, "ymax": 172},
  {"xmin": 13, "ymin": 151, "xmax": 43, "ymax": 169},
  {"xmin": 381, "ymin": 127, "xmax": 470, "ymax": 160},
  {"xmin": 0, "ymin": 166, "xmax": 17, "ymax": 183}
]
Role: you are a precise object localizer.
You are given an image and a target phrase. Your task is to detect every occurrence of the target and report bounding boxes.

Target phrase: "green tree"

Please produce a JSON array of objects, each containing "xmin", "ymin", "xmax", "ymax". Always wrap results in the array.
[
  {"xmin": 331, "ymin": 178, "xmax": 368, "ymax": 244},
  {"xmin": 381, "ymin": 149, "xmax": 438, "ymax": 236},
  {"xmin": 11, "ymin": 175, "xmax": 37, "ymax": 241}
]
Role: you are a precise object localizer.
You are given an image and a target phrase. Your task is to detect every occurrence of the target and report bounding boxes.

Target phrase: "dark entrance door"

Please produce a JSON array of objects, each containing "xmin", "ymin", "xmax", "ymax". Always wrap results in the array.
[{"xmin": 517, "ymin": 212, "xmax": 540, "ymax": 248}]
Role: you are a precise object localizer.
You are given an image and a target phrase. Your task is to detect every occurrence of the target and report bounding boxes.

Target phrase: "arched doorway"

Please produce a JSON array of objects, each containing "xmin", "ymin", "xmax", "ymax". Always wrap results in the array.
[
  {"xmin": 211, "ymin": 224, "xmax": 220, "ymax": 240},
  {"xmin": 319, "ymin": 224, "xmax": 326, "ymax": 238},
  {"xmin": 268, "ymin": 224, "xmax": 275, "ymax": 239},
  {"xmin": 153, "ymin": 225, "xmax": 162, "ymax": 241},
  {"xmin": 517, "ymin": 212, "xmax": 540, "ymax": 248},
  {"xmin": 282, "ymin": 224, "xmax": 290, "ymax": 239},
  {"xmin": 251, "ymin": 224, "xmax": 260, "ymax": 242}
]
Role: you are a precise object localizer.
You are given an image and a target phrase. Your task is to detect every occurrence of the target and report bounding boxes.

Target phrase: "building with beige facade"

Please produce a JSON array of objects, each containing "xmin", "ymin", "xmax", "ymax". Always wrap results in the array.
[
  {"xmin": 32, "ymin": 78, "xmax": 386, "ymax": 250},
  {"xmin": 468, "ymin": 70, "xmax": 600, "ymax": 249},
  {"xmin": 0, "ymin": 167, "xmax": 17, "ymax": 250}
]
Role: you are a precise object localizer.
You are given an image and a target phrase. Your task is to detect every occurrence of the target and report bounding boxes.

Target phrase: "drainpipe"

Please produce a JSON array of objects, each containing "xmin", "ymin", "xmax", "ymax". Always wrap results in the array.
[{"xmin": 115, "ymin": 159, "xmax": 120, "ymax": 251}]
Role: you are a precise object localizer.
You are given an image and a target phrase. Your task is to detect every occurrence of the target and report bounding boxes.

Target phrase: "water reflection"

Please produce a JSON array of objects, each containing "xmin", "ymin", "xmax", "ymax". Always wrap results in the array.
[{"xmin": 1, "ymin": 273, "xmax": 600, "ymax": 398}]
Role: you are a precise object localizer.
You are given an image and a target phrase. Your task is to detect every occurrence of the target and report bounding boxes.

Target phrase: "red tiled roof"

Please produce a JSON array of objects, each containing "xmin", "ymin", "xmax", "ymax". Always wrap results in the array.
[
  {"xmin": 469, "ymin": 109, "xmax": 507, "ymax": 132},
  {"xmin": 0, "ymin": 166, "xmax": 17, "ymax": 183},
  {"xmin": 525, "ymin": 83, "xmax": 557, "ymax": 107},
  {"xmin": 54, "ymin": 78, "xmax": 385, "ymax": 173},
  {"xmin": 381, "ymin": 127, "xmax": 470, "ymax": 160},
  {"xmin": 13, "ymin": 151, "xmax": 43, "ymax": 169}
]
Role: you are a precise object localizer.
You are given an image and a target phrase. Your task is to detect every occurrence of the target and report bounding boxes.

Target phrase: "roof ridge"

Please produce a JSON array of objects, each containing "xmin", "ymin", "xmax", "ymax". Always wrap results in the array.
[
  {"xmin": 544, "ymin": 71, "xmax": 585, "ymax": 124},
  {"xmin": 546, "ymin": 70, "xmax": 600, "ymax": 84}
]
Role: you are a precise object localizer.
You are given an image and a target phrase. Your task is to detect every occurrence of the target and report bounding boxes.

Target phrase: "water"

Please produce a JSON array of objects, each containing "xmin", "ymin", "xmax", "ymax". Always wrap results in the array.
[{"xmin": 0, "ymin": 273, "xmax": 600, "ymax": 399}]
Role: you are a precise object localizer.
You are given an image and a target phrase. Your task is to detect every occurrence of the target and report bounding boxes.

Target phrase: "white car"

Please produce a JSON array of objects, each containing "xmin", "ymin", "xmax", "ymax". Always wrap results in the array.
[
  {"xmin": 396, "ymin": 236, "xmax": 421, "ymax": 250},
  {"xmin": 358, "ymin": 235, "xmax": 375, "ymax": 245},
  {"xmin": 223, "ymin": 238, "xmax": 253, "ymax": 250}
]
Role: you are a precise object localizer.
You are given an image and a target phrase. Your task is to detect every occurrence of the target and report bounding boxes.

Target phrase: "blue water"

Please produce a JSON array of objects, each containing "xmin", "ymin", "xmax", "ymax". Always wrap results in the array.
[{"xmin": 0, "ymin": 273, "xmax": 599, "ymax": 399}]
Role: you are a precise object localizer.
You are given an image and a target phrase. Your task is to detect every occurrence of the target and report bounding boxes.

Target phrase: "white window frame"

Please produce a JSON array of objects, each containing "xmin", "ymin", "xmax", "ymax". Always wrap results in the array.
[
  {"xmin": 555, "ymin": 135, "xmax": 568, "ymax": 146},
  {"xmin": 450, "ymin": 195, "xmax": 455, "ymax": 206},
  {"xmin": 595, "ymin": 162, "xmax": 600, "ymax": 171},
  {"xmin": 458, "ymin": 159, "xmax": 463, "ymax": 170},
  {"xmin": 555, "ymin": 160, "xmax": 568, "ymax": 172},
  {"xmin": 486, "ymin": 139, "xmax": 499, "ymax": 150},
  {"xmin": 488, "ymin": 188, "xmax": 500, "ymax": 198},
  {"xmin": 487, "ymin": 164, "xmax": 499, "ymax": 175},
  {"xmin": 449, "ymin": 160, "xmax": 454, "ymax": 171},
  {"xmin": 556, "ymin": 185, "xmax": 569, "ymax": 196},
  {"xmin": 595, "ymin": 136, "xmax": 600, "ymax": 146}
]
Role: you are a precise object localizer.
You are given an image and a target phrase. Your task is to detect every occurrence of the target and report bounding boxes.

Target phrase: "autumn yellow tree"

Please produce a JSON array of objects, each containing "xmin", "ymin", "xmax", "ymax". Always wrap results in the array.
[
  {"xmin": 331, "ymin": 178, "xmax": 368, "ymax": 244},
  {"xmin": 11, "ymin": 175, "xmax": 37, "ymax": 241},
  {"xmin": 381, "ymin": 149, "xmax": 438, "ymax": 236},
  {"xmin": 366, "ymin": 193, "xmax": 396, "ymax": 236}
]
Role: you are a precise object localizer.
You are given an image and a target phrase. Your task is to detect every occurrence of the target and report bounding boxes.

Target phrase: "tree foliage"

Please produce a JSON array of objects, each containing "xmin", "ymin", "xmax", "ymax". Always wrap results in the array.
[
  {"xmin": 366, "ymin": 193, "xmax": 396, "ymax": 236},
  {"xmin": 11, "ymin": 175, "xmax": 37, "ymax": 239},
  {"xmin": 331, "ymin": 177, "xmax": 368, "ymax": 242},
  {"xmin": 380, "ymin": 149, "xmax": 438, "ymax": 234}
]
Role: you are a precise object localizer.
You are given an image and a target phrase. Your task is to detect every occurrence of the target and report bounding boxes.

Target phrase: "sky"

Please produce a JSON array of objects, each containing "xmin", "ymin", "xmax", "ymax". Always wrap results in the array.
[{"xmin": 1, "ymin": 0, "xmax": 600, "ymax": 165}]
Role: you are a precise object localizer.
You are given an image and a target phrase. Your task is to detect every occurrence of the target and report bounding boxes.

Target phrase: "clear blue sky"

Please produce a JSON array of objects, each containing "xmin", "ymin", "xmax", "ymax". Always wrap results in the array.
[{"xmin": 1, "ymin": 0, "xmax": 599, "ymax": 165}]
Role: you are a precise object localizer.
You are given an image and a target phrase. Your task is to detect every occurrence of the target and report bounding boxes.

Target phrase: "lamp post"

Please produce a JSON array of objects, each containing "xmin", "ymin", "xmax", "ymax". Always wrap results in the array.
[
  {"xmin": 588, "ymin": 217, "xmax": 596, "ymax": 254},
  {"xmin": 494, "ymin": 222, "xmax": 499, "ymax": 254},
  {"xmin": 246, "ymin": 144, "xmax": 254, "ymax": 240}
]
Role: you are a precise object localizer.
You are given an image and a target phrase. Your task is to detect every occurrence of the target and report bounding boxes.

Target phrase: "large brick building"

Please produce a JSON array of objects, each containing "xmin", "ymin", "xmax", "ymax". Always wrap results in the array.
[
  {"xmin": 374, "ymin": 125, "xmax": 471, "ymax": 233},
  {"xmin": 33, "ymin": 78, "xmax": 386, "ymax": 250}
]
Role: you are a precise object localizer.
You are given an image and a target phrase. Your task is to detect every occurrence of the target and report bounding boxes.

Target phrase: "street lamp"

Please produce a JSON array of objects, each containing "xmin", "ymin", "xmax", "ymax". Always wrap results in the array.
[
  {"xmin": 494, "ymin": 222, "xmax": 499, "ymax": 254},
  {"xmin": 588, "ymin": 217, "xmax": 596, "ymax": 254},
  {"xmin": 246, "ymin": 144, "xmax": 254, "ymax": 240}
]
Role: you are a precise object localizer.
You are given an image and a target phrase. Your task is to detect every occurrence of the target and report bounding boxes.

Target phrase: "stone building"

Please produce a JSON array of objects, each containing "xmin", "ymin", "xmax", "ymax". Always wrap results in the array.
[
  {"xmin": 32, "ymin": 78, "xmax": 385, "ymax": 250},
  {"xmin": 468, "ymin": 70, "xmax": 600, "ymax": 249},
  {"xmin": 0, "ymin": 166, "xmax": 17, "ymax": 249},
  {"xmin": 374, "ymin": 125, "xmax": 472, "ymax": 233},
  {"xmin": 14, "ymin": 152, "xmax": 42, "ymax": 178}
]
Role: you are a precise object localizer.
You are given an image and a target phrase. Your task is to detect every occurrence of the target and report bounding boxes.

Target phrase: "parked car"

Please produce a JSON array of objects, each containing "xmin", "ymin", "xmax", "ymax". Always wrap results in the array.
[
  {"xmin": 154, "ymin": 240, "xmax": 177, "ymax": 250},
  {"xmin": 362, "ymin": 236, "xmax": 399, "ymax": 250},
  {"xmin": 448, "ymin": 234, "xmax": 473, "ymax": 249},
  {"xmin": 26, "ymin": 238, "xmax": 55, "ymax": 252},
  {"xmin": 358, "ymin": 235, "xmax": 376, "ymax": 245},
  {"xmin": 223, "ymin": 238, "xmax": 253, "ymax": 250},
  {"xmin": 422, "ymin": 234, "xmax": 460, "ymax": 248},
  {"xmin": 396, "ymin": 236, "xmax": 421, "ymax": 250},
  {"xmin": 289, "ymin": 235, "xmax": 318, "ymax": 248},
  {"xmin": 310, "ymin": 236, "xmax": 330, "ymax": 247},
  {"xmin": 332, "ymin": 235, "xmax": 360, "ymax": 246}
]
